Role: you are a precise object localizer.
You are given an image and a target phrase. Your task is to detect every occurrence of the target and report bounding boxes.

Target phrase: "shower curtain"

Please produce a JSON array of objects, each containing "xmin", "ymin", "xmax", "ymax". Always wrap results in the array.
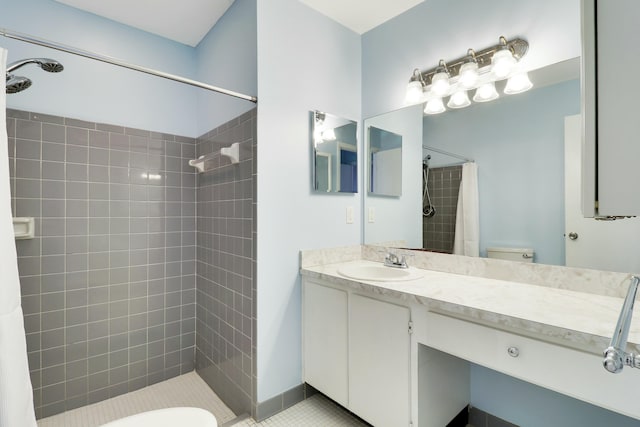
[
  {"xmin": 0, "ymin": 48, "xmax": 37, "ymax": 427},
  {"xmin": 453, "ymin": 162, "xmax": 479, "ymax": 257}
]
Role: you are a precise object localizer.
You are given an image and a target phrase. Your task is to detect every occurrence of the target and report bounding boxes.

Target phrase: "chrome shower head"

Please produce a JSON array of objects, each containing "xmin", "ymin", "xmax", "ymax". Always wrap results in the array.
[
  {"xmin": 422, "ymin": 154, "xmax": 431, "ymax": 169},
  {"xmin": 6, "ymin": 75, "xmax": 32, "ymax": 94},
  {"xmin": 7, "ymin": 58, "xmax": 64, "ymax": 74}
]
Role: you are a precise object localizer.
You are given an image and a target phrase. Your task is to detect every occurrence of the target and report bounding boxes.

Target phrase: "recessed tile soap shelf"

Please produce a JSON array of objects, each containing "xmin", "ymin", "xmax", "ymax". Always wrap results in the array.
[
  {"xmin": 13, "ymin": 217, "xmax": 35, "ymax": 240},
  {"xmin": 189, "ymin": 142, "xmax": 240, "ymax": 173}
]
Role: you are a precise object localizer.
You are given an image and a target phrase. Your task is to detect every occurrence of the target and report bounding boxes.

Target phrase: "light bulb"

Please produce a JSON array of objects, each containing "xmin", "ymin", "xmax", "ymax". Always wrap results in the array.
[
  {"xmin": 458, "ymin": 61, "xmax": 479, "ymax": 89},
  {"xmin": 424, "ymin": 97, "xmax": 446, "ymax": 115},
  {"xmin": 492, "ymin": 49, "xmax": 516, "ymax": 78},
  {"xmin": 405, "ymin": 80, "xmax": 424, "ymax": 104},
  {"xmin": 321, "ymin": 128, "xmax": 336, "ymax": 141},
  {"xmin": 473, "ymin": 82, "xmax": 499, "ymax": 103},
  {"xmin": 431, "ymin": 71, "xmax": 450, "ymax": 97},
  {"xmin": 504, "ymin": 71, "xmax": 533, "ymax": 94},
  {"xmin": 447, "ymin": 90, "xmax": 471, "ymax": 109}
]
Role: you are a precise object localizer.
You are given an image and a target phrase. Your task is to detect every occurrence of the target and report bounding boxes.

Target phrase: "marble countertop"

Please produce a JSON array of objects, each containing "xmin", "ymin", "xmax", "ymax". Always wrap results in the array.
[{"xmin": 301, "ymin": 259, "xmax": 640, "ymax": 355}]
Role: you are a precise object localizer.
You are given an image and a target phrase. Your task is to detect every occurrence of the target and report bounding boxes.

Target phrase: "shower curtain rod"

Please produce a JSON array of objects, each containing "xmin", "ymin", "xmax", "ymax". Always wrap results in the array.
[
  {"xmin": 422, "ymin": 145, "xmax": 473, "ymax": 162},
  {"xmin": 0, "ymin": 28, "xmax": 258, "ymax": 103}
]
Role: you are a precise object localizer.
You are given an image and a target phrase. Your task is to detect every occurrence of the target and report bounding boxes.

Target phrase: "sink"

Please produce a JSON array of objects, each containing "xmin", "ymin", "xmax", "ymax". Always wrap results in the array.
[{"xmin": 338, "ymin": 263, "xmax": 424, "ymax": 282}]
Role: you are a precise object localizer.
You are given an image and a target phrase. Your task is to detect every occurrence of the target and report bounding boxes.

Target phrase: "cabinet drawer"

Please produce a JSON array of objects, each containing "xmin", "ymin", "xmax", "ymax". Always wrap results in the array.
[{"xmin": 425, "ymin": 312, "xmax": 640, "ymax": 420}]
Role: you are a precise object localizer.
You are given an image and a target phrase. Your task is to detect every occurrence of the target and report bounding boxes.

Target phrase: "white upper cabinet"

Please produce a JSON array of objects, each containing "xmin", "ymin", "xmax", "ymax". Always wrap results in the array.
[{"xmin": 582, "ymin": 0, "xmax": 640, "ymax": 216}]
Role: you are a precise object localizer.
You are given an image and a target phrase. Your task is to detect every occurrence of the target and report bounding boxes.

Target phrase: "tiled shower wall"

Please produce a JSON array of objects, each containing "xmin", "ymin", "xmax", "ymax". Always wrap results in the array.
[
  {"xmin": 423, "ymin": 165, "xmax": 462, "ymax": 253},
  {"xmin": 195, "ymin": 109, "xmax": 257, "ymax": 417},
  {"xmin": 7, "ymin": 109, "xmax": 197, "ymax": 418}
]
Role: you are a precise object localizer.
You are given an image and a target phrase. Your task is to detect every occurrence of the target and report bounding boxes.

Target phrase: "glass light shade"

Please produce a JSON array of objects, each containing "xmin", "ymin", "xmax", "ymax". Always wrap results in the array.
[
  {"xmin": 504, "ymin": 71, "xmax": 533, "ymax": 94},
  {"xmin": 431, "ymin": 71, "xmax": 450, "ymax": 96},
  {"xmin": 473, "ymin": 82, "xmax": 499, "ymax": 103},
  {"xmin": 405, "ymin": 80, "xmax": 424, "ymax": 104},
  {"xmin": 424, "ymin": 97, "xmax": 446, "ymax": 115},
  {"xmin": 491, "ymin": 49, "xmax": 517, "ymax": 78},
  {"xmin": 447, "ymin": 90, "xmax": 471, "ymax": 109},
  {"xmin": 458, "ymin": 62, "xmax": 479, "ymax": 89},
  {"xmin": 321, "ymin": 128, "xmax": 336, "ymax": 141}
]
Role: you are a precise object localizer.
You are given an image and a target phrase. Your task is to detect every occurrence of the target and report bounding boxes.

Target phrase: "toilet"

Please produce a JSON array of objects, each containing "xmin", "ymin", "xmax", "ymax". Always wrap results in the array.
[
  {"xmin": 99, "ymin": 407, "xmax": 218, "ymax": 427},
  {"xmin": 486, "ymin": 247, "xmax": 534, "ymax": 263}
]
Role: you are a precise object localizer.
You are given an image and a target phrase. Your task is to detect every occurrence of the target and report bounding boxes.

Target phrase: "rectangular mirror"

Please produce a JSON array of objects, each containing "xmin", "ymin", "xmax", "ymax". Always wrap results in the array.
[
  {"xmin": 368, "ymin": 126, "xmax": 402, "ymax": 197},
  {"xmin": 310, "ymin": 111, "xmax": 358, "ymax": 193}
]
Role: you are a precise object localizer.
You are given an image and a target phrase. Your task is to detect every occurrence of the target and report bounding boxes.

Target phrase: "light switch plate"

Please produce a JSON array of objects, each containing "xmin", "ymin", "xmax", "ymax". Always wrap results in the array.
[{"xmin": 346, "ymin": 206, "xmax": 354, "ymax": 224}]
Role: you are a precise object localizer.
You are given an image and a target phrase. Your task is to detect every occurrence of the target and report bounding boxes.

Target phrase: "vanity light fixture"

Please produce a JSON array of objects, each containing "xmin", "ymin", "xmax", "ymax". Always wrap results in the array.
[
  {"xmin": 458, "ymin": 49, "xmax": 479, "ymax": 89},
  {"xmin": 430, "ymin": 60, "xmax": 451, "ymax": 97},
  {"xmin": 447, "ymin": 89, "xmax": 471, "ymax": 109},
  {"xmin": 491, "ymin": 37, "xmax": 518, "ymax": 78},
  {"xmin": 405, "ymin": 36, "xmax": 531, "ymax": 115},
  {"xmin": 424, "ymin": 97, "xmax": 446, "ymax": 115}
]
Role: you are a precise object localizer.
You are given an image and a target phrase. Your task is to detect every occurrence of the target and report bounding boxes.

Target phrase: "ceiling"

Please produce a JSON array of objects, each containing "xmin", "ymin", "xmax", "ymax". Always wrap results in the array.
[
  {"xmin": 299, "ymin": 0, "xmax": 424, "ymax": 34},
  {"xmin": 54, "ymin": 0, "xmax": 425, "ymax": 47}
]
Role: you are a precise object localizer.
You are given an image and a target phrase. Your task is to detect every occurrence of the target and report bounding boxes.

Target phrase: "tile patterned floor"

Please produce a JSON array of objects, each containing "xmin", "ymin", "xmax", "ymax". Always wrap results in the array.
[
  {"xmin": 36, "ymin": 371, "xmax": 367, "ymax": 426},
  {"xmin": 229, "ymin": 394, "xmax": 369, "ymax": 426},
  {"xmin": 36, "ymin": 372, "xmax": 235, "ymax": 427}
]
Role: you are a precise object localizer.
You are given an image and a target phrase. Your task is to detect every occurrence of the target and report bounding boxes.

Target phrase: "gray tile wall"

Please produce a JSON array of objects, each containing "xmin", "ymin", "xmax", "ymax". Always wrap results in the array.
[
  {"xmin": 194, "ymin": 108, "xmax": 257, "ymax": 417},
  {"xmin": 7, "ymin": 109, "xmax": 197, "ymax": 418},
  {"xmin": 423, "ymin": 165, "xmax": 462, "ymax": 253}
]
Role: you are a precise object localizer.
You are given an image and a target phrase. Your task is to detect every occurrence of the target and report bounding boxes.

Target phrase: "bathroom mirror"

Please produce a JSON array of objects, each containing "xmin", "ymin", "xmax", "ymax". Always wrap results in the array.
[
  {"xmin": 367, "ymin": 126, "xmax": 403, "ymax": 197},
  {"xmin": 310, "ymin": 111, "xmax": 358, "ymax": 193},
  {"xmin": 364, "ymin": 60, "xmax": 584, "ymax": 264}
]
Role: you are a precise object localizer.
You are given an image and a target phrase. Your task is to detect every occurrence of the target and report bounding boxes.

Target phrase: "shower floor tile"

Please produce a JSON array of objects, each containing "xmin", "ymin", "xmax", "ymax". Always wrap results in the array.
[{"xmin": 36, "ymin": 371, "xmax": 236, "ymax": 427}]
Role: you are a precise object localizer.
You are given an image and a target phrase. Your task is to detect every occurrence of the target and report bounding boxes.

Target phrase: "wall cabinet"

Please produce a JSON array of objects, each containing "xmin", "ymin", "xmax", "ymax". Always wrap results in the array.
[{"xmin": 582, "ymin": 0, "xmax": 640, "ymax": 216}]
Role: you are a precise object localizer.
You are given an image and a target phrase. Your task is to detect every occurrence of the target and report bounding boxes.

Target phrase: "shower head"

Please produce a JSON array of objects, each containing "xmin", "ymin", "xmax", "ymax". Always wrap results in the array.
[
  {"xmin": 6, "ymin": 75, "xmax": 32, "ymax": 94},
  {"xmin": 7, "ymin": 58, "xmax": 64, "ymax": 74},
  {"xmin": 422, "ymin": 154, "xmax": 431, "ymax": 169}
]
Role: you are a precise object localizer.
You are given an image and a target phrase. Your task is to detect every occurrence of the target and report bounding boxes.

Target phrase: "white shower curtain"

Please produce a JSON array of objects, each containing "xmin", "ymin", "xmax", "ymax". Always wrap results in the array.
[
  {"xmin": 0, "ymin": 48, "xmax": 37, "ymax": 427},
  {"xmin": 453, "ymin": 162, "xmax": 479, "ymax": 257}
]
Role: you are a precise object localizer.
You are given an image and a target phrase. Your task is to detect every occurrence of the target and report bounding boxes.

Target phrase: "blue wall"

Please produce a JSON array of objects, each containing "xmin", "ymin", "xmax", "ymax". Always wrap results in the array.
[
  {"xmin": 361, "ymin": 0, "xmax": 581, "ymax": 118},
  {"xmin": 471, "ymin": 365, "xmax": 640, "ymax": 427},
  {"xmin": 195, "ymin": 0, "xmax": 257, "ymax": 136},
  {"xmin": 256, "ymin": 0, "xmax": 361, "ymax": 402},
  {"xmin": 423, "ymin": 79, "xmax": 580, "ymax": 265},
  {"xmin": 0, "ymin": 0, "xmax": 199, "ymax": 136},
  {"xmin": 0, "ymin": 0, "xmax": 257, "ymax": 138}
]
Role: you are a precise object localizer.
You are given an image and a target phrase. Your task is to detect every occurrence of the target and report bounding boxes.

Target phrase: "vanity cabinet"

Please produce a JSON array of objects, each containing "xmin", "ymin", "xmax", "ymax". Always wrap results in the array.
[
  {"xmin": 582, "ymin": 0, "xmax": 640, "ymax": 216},
  {"xmin": 302, "ymin": 280, "xmax": 348, "ymax": 407},
  {"xmin": 426, "ymin": 312, "xmax": 640, "ymax": 420},
  {"xmin": 349, "ymin": 294, "xmax": 410, "ymax": 427},
  {"xmin": 302, "ymin": 279, "xmax": 411, "ymax": 426}
]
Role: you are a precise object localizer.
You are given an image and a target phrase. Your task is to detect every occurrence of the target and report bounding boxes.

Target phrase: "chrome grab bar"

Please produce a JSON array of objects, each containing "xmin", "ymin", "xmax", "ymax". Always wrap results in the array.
[{"xmin": 603, "ymin": 275, "xmax": 640, "ymax": 373}]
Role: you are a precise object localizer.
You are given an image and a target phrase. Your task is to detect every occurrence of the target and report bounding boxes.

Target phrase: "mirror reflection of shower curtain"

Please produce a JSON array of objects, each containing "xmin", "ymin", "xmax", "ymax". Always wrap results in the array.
[
  {"xmin": 0, "ymin": 48, "xmax": 37, "ymax": 427},
  {"xmin": 453, "ymin": 162, "xmax": 479, "ymax": 256}
]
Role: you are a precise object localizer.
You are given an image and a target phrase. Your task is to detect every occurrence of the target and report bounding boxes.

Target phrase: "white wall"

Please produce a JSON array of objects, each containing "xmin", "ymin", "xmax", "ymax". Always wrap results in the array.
[
  {"xmin": 1, "ymin": 0, "xmax": 199, "ymax": 136},
  {"xmin": 256, "ymin": 0, "xmax": 361, "ymax": 402},
  {"xmin": 195, "ymin": 0, "xmax": 257, "ymax": 136},
  {"xmin": 364, "ymin": 104, "xmax": 422, "ymax": 247},
  {"xmin": 361, "ymin": 0, "xmax": 581, "ymax": 118}
]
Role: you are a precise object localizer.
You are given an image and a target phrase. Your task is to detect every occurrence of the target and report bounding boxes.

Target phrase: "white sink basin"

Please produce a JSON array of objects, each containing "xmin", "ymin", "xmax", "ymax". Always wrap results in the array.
[{"xmin": 338, "ymin": 263, "xmax": 424, "ymax": 282}]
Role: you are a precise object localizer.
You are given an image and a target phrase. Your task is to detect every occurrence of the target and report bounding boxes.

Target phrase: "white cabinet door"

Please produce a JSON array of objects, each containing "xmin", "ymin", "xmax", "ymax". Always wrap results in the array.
[
  {"xmin": 302, "ymin": 280, "xmax": 348, "ymax": 407},
  {"xmin": 582, "ymin": 0, "xmax": 640, "ymax": 215},
  {"xmin": 349, "ymin": 294, "xmax": 411, "ymax": 427}
]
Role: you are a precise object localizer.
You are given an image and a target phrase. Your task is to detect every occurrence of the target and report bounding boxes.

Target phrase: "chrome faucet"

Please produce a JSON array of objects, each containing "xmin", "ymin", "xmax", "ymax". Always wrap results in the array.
[
  {"xmin": 603, "ymin": 275, "xmax": 640, "ymax": 373},
  {"xmin": 384, "ymin": 252, "xmax": 408, "ymax": 269}
]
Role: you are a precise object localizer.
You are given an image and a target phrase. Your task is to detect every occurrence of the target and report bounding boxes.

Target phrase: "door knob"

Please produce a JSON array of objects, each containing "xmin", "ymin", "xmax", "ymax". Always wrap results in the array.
[{"xmin": 568, "ymin": 232, "xmax": 578, "ymax": 240}]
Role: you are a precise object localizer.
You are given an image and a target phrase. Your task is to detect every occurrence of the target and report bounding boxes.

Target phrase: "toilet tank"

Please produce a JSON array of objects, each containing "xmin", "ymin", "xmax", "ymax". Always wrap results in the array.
[{"xmin": 486, "ymin": 247, "xmax": 534, "ymax": 263}]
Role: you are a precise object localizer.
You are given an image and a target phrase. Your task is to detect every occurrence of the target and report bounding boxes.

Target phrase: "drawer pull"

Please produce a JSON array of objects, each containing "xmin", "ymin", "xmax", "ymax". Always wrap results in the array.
[{"xmin": 507, "ymin": 346, "xmax": 520, "ymax": 358}]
